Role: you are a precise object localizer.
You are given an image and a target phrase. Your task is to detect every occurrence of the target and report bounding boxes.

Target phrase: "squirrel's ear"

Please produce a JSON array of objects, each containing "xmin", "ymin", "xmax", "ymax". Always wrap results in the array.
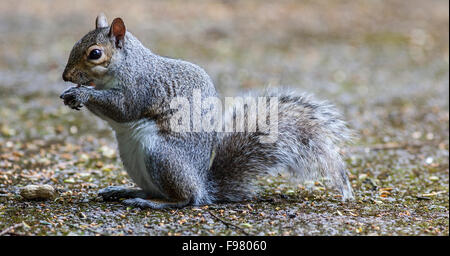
[
  {"xmin": 95, "ymin": 13, "xmax": 108, "ymax": 29},
  {"xmin": 109, "ymin": 18, "xmax": 126, "ymax": 49}
]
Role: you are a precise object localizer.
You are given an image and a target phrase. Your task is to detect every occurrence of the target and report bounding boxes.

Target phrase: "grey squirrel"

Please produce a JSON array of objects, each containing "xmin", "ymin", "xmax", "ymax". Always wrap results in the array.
[{"xmin": 60, "ymin": 13, "xmax": 353, "ymax": 209}]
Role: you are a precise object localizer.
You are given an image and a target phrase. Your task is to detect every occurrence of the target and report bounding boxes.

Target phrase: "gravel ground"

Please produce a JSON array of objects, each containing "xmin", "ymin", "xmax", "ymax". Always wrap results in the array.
[{"xmin": 0, "ymin": 0, "xmax": 448, "ymax": 235}]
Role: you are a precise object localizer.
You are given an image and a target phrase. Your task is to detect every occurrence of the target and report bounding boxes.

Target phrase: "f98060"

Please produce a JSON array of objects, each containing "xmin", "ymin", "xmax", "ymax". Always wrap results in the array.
[{"xmin": 226, "ymin": 241, "xmax": 267, "ymax": 251}]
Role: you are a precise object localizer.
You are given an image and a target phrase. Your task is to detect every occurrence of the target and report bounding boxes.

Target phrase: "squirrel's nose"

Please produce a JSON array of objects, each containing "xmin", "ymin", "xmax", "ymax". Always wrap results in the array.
[
  {"xmin": 62, "ymin": 72, "xmax": 70, "ymax": 82},
  {"xmin": 62, "ymin": 66, "xmax": 74, "ymax": 82}
]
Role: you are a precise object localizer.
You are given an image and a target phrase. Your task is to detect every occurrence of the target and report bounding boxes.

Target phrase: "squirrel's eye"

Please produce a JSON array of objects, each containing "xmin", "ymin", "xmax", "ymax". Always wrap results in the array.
[{"xmin": 88, "ymin": 49, "xmax": 102, "ymax": 60}]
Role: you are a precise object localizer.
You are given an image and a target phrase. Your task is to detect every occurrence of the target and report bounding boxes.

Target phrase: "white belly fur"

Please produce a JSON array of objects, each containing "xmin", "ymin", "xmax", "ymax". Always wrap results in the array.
[{"xmin": 107, "ymin": 118, "xmax": 162, "ymax": 196}]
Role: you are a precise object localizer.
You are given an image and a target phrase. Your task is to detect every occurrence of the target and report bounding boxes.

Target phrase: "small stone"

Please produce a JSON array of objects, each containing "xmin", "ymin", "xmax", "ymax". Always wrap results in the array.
[
  {"xmin": 373, "ymin": 199, "xmax": 383, "ymax": 204},
  {"xmin": 100, "ymin": 145, "xmax": 116, "ymax": 158},
  {"xmin": 95, "ymin": 161, "xmax": 104, "ymax": 168},
  {"xmin": 78, "ymin": 172, "xmax": 91, "ymax": 178},
  {"xmin": 412, "ymin": 131, "xmax": 422, "ymax": 139},
  {"xmin": 286, "ymin": 189, "xmax": 295, "ymax": 194},
  {"xmin": 429, "ymin": 176, "xmax": 439, "ymax": 181},
  {"xmin": 358, "ymin": 173, "xmax": 368, "ymax": 181},
  {"xmin": 79, "ymin": 212, "xmax": 87, "ymax": 219},
  {"xmin": 79, "ymin": 153, "xmax": 90, "ymax": 163},
  {"xmin": 69, "ymin": 126, "xmax": 78, "ymax": 134},
  {"xmin": 64, "ymin": 178, "xmax": 76, "ymax": 184},
  {"xmin": 1, "ymin": 126, "xmax": 16, "ymax": 136},
  {"xmin": 101, "ymin": 166, "xmax": 112, "ymax": 172},
  {"xmin": 20, "ymin": 184, "xmax": 56, "ymax": 200},
  {"xmin": 241, "ymin": 223, "xmax": 252, "ymax": 228}
]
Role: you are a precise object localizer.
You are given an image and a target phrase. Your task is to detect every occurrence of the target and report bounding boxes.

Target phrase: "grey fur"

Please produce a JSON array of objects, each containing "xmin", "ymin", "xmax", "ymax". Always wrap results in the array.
[{"xmin": 60, "ymin": 16, "xmax": 353, "ymax": 209}]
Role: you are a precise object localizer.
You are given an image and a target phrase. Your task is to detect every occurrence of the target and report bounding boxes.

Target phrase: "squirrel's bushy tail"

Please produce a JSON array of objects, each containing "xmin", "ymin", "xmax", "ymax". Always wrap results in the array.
[{"xmin": 209, "ymin": 90, "xmax": 353, "ymax": 202}]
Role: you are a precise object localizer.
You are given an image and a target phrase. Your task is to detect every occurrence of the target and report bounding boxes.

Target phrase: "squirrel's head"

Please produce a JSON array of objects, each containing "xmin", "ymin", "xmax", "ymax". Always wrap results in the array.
[{"xmin": 62, "ymin": 13, "xmax": 126, "ymax": 89}]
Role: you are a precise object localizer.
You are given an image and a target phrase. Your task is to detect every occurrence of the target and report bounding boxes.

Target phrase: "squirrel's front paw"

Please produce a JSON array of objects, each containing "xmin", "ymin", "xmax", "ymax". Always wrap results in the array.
[{"xmin": 60, "ymin": 87, "xmax": 89, "ymax": 110}]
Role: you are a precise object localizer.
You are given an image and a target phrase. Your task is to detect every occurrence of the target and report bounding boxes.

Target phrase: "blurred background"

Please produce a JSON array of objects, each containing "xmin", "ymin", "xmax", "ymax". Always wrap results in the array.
[
  {"xmin": 0, "ymin": 0, "xmax": 448, "ymax": 235},
  {"xmin": 0, "ymin": 0, "xmax": 448, "ymax": 142}
]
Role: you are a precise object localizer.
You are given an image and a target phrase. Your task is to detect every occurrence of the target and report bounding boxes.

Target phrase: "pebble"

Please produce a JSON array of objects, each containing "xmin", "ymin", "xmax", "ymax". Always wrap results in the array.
[
  {"xmin": 20, "ymin": 184, "xmax": 57, "ymax": 200},
  {"xmin": 429, "ymin": 176, "xmax": 439, "ymax": 181}
]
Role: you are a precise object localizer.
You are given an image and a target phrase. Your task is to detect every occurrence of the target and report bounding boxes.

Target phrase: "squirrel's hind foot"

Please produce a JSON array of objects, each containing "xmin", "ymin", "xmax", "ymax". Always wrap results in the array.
[
  {"xmin": 98, "ymin": 186, "xmax": 147, "ymax": 201},
  {"xmin": 122, "ymin": 198, "xmax": 190, "ymax": 209}
]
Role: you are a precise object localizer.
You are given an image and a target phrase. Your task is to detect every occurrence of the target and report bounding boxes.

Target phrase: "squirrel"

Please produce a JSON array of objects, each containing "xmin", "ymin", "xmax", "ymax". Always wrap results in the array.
[{"xmin": 60, "ymin": 13, "xmax": 354, "ymax": 209}]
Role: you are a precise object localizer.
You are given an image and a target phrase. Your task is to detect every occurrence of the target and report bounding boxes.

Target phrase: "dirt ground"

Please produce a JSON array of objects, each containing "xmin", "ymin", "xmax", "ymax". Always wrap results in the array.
[{"xmin": 0, "ymin": 0, "xmax": 448, "ymax": 235}]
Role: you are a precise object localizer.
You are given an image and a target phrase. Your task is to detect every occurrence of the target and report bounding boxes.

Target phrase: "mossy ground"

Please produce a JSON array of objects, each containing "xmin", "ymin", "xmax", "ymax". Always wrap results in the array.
[{"xmin": 0, "ymin": 0, "xmax": 448, "ymax": 235}]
